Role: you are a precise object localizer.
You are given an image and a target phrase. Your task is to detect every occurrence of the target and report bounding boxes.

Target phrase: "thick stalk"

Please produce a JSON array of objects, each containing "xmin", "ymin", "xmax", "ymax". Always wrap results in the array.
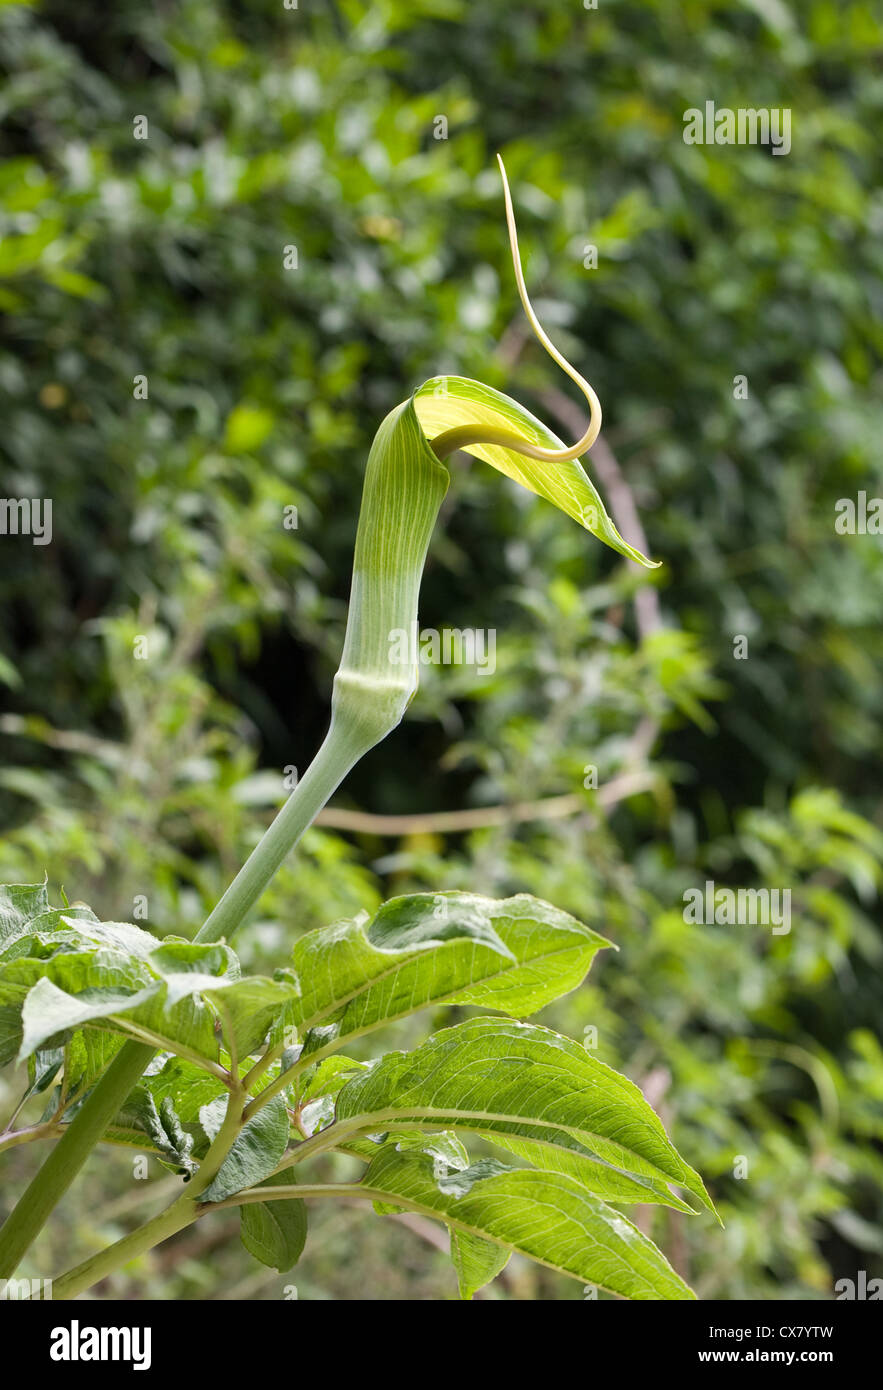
[
  {"xmin": 0, "ymin": 1040, "xmax": 155, "ymax": 1278},
  {"xmin": 51, "ymin": 1184, "xmax": 198, "ymax": 1301},
  {"xmin": 52, "ymin": 1183, "xmax": 351, "ymax": 1300},
  {"xmin": 195, "ymin": 718, "xmax": 373, "ymax": 944}
]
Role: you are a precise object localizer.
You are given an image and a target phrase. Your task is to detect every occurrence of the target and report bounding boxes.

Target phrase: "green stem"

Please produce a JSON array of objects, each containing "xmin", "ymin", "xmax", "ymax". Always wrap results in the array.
[
  {"xmin": 195, "ymin": 721, "xmax": 369, "ymax": 944},
  {"xmin": 0, "ymin": 1122, "xmax": 62, "ymax": 1156},
  {"xmin": 52, "ymin": 1183, "xmax": 355, "ymax": 1300},
  {"xmin": 0, "ymin": 717, "xmax": 373, "ymax": 1280},
  {"xmin": 52, "ymin": 1185, "xmax": 199, "ymax": 1301},
  {"xmin": 0, "ymin": 1040, "xmax": 155, "ymax": 1279},
  {"xmin": 53, "ymin": 1084, "xmax": 248, "ymax": 1300},
  {"xmin": 211, "ymin": 1182, "xmax": 361, "ymax": 1212}
]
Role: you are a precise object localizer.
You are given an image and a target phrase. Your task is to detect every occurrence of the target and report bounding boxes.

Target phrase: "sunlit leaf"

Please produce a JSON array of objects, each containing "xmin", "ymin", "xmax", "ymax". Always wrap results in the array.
[
  {"xmin": 289, "ymin": 892, "xmax": 610, "ymax": 1058},
  {"xmin": 336, "ymin": 1017, "xmax": 714, "ymax": 1217},
  {"xmin": 360, "ymin": 1142, "xmax": 694, "ymax": 1300}
]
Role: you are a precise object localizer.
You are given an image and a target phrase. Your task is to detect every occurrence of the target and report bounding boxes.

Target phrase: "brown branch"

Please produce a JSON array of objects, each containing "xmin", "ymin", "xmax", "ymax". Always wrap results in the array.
[{"xmin": 314, "ymin": 768, "xmax": 656, "ymax": 837}]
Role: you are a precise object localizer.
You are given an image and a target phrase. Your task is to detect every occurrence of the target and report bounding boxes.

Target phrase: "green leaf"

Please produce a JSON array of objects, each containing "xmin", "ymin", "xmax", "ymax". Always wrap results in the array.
[
  {"xmin": 0, "ymin": 908, "xmax": 179, "ymax": 1070},
  {"xmin": 297, "ymin": 1055, "xmax": 372, "ymax": 1137},
  {"xmin": 0, "ymin": 907, "xmax": 105, "ymax": 964},
  {"xmin": 300, "ymin": 1055, "xmax": 371, "ymax": 1106},
  {"xmin": 484, "ymin": 1131, "xmax": 697, "ymax": 1212},
  {"xmin": 146, "ymin": 941, "xmax": 239, "ymax": 997},
  {"xmin": 360, "ymin": 1143, "xmax": 694, "ymax": 1300},
  {"xmin": 108, "ymin": 1086, "xmax": 198, "ymax": 1174},
  {"xmin": 0, "ymin": 882, "xmax": 50, "ymax": 952},
  {"xmin": 138, "ymin": 1054, "xmax": 230, "ymax": 1126},
  {"xmin": 240, "ymin": 1167, "xmax": 308, "ymax": 1272},
  {"xmin": 13, "ymin": 961, "xmax": 220, "ymax": 1065},
  {"xmin": 0, "ymin": 1004, "xmax": 22, "ymax": 1068},
  {"xmin": 201, "ymin": 1094, "xmax": 290, "ymax": 1202},
  {"xmin": 63, "ymin": 1030, "xmax": 124, "ymax": 1099},
  {"xmin": 16, "ymin": 972, "xmax": 159, "ymax": 1059},
  {"xmin": 367, "ymin": 1131, "xmax": 472, "ymax": 1214},
  {"xmin": 413, "ymin": 377, "xmax": 657, "ymax": 568},
  {"xmin": 26, "ymin": 1045, "xmax": 64, "ymax": 1099},
  {"xmin": 1, "ymin": 908, "xmax": 161, "ymax": 966},
  {"xmin": 450, "ymin": 1229, "xmax": 511, "ymax": 1300},
  {"xmin": 204, "ymin": 976, "xmax": 302, "ymax": 1060},
  {"xmin": 290, "ymin": 892, "xmax": 610, "ymax": 1057},
  {"xmin": 4, "ymin": 927, "xmax": 297, "ymax": 1071},
  {"xmin": 335, "ymin": 1017, "xmax": 715, "ymax": 1218},
  {"xmin": 97, "ymin": 1053, "xmax": 230, "ymax": 1157}
]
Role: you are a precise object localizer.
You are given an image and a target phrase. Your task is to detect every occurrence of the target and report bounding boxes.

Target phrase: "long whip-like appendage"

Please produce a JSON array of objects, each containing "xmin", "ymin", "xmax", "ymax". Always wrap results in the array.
[{"xmin": 431, "ymin": 155, "xmax": 602, "ymax": 463}]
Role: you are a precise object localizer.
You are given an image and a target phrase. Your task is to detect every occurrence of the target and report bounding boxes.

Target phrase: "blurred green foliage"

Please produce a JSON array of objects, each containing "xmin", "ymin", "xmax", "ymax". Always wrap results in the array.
[{"xmin": 0, "ymin": 0, "xmax": 881, "ymax": 1299}]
